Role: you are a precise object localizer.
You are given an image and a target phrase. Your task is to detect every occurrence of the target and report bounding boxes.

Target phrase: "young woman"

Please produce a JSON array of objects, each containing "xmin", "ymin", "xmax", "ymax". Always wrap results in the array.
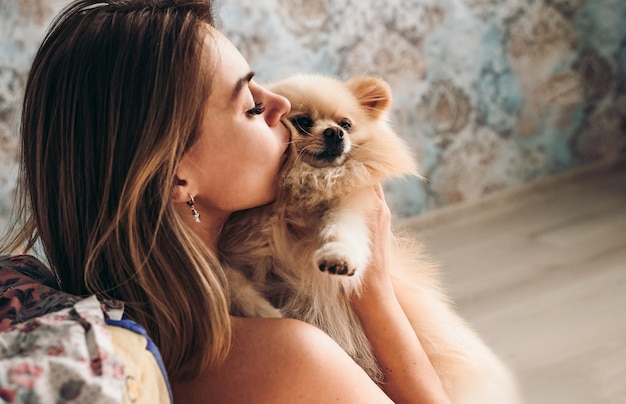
[{"xmin": 1, "ymin": 1, "xmax": 450, "ymax": 402}]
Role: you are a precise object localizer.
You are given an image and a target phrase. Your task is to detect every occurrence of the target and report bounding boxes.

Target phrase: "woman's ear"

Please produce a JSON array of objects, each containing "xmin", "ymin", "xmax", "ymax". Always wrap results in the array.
[
  {"xmin": 172, "ymin": 156, "xmax": 198, "ymax": 203},
  {"xmin": 171, "ymin": 175, "xmax": 191, "ymax": 204},
  {"xmin": 346, "ymin": 76, "xmax": 392, "ymax": 119}
]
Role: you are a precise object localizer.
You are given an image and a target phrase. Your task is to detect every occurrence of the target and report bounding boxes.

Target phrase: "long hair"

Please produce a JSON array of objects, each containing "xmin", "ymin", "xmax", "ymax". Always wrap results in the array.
[{"xmin": 0, "ymin": 0, "xmax": 230, "ymax": 381}]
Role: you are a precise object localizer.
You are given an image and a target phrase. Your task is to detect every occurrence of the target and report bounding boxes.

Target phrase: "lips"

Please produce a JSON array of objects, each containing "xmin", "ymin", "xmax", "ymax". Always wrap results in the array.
[
  {"xmin": 279, "ymin": 139, "xmax": 293, "ymax": 170},
  {"xmin": 315, "ymin": 149, "xmax": 343, "ymax": 162},
  {"xmin": 279, "ymin": 121, "xmax": 292, "ymax": 163},
  {"xmin": 280, "ymin": 119, "xmax": 292, "ymax": 143}
]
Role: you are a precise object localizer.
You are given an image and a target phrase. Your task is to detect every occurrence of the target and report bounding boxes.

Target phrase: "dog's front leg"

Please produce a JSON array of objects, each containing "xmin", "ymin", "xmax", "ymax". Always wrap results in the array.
[{"xmin": 314, "ymin": 193, "xmax": 372, "ymax": 279}]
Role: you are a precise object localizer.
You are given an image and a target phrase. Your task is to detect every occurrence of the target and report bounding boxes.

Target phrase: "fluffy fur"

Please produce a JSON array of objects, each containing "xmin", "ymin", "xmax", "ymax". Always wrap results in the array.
[{"xmin": 219, "ymin": 74, "xmax": 520, "ymax": 403}]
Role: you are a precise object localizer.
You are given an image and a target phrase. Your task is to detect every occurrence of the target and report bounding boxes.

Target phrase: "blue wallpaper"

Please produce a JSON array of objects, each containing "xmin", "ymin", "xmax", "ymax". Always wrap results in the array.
[
  {"xmin": 217, "ymin": 0, "xmax": 626, "ymax": 216},
  {"xmin": 0, "ymin": 0, "xmax": 625, "ymax": 229}
]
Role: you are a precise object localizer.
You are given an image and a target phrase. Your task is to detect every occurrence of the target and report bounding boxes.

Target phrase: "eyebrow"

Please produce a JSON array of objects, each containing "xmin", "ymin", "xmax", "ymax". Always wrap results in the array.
[{"xmin": 231, "ymin": 71, "xmax": 255, "ymax": 101}]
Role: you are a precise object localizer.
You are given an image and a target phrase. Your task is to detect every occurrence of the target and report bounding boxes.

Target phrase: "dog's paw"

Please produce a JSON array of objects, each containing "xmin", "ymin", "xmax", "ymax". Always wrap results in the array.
[{"xmin": 314, "ymin": 243, "xmax": 357, "ymax": 276}]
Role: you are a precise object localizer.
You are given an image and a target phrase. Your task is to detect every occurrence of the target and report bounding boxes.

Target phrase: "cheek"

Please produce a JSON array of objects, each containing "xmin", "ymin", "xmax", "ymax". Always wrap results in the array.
[
  {"xmin": 221, "ymin": 141, "xmax": 283, "ymax": 208},
  {"xmin": 226, "ymin": 161, "xmax": 279, "ymax": 210},
  {"xmin": 249, "ymin": 126, "xmax": 286, "ymax": 165},
  {"xmin": 199, "ymin": 124, "xmax": 285, "ymax": 210}
]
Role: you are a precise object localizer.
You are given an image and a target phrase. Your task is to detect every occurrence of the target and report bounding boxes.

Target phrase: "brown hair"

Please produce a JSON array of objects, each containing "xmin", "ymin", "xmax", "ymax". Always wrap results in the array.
[{"xmin": 1, "ymin": 0, "xmax": 230, "ymax": 381}]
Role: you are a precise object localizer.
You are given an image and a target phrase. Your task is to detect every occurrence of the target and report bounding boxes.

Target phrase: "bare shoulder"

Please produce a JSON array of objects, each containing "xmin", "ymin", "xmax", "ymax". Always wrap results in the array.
[{"xmin": 172, "ymin": 316, "xmax": 392, "ymax": 403}]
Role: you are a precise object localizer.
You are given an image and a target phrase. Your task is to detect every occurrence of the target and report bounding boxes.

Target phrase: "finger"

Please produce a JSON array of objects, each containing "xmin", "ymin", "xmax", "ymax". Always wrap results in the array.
[
  {"xmin": 371, "ymin": 184, "xmax": 391, "ymax": 219},
  {"xmin": 373, "ymin": 183, "xmax": 386, "ymax": 202}
]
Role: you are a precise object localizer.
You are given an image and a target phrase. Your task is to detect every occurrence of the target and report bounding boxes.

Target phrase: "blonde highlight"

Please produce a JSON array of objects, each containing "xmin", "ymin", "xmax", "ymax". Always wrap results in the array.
[{"xmin": 1, "ymin": 0, "xmax": 230, "ymax": 381}]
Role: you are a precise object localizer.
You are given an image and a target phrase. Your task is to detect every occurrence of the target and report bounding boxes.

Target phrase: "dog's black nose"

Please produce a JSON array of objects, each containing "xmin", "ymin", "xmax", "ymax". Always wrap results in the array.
[
  {"xmin": 318, "ymin": 127, "xmax": 345, "ymax": 161},
  {"xmin": 323, "ymin": 127, "xmax": 344, "ymax": 154},
  {"xmin": 323, "ymin": 127, "xmax": 344, "ymax": 144}
]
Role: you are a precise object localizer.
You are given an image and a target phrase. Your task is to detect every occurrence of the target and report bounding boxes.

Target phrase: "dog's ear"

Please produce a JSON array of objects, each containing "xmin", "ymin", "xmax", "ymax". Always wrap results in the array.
[{"xmin": 346, "ymin": 76, "xmax": 392, "ymax": 119}]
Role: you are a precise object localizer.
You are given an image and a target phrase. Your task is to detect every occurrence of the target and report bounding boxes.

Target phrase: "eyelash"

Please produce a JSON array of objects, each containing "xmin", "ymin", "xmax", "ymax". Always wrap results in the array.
[{"xmin": 247, "ymin": 102, "xmax": 265, "ymax": 116}]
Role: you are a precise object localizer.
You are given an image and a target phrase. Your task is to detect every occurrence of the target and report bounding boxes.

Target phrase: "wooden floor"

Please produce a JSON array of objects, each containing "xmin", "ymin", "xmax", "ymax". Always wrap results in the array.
[{"xmin": 399, "ymin": 158, "xmax": 626, "ymax": 404}]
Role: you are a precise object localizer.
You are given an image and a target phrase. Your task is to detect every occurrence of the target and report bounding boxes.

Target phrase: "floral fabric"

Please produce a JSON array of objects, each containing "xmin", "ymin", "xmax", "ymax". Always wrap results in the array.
[
  {"xmin": 0, "ymin": 255, "xmax": 171, "ymax": 404},
  {"xmin": 0, "ymin": 255, "xmax": 79, "ymax": 333},
  {"xmin": 0, "ymin": 296, "xmax": 125, "ymax": 403}
]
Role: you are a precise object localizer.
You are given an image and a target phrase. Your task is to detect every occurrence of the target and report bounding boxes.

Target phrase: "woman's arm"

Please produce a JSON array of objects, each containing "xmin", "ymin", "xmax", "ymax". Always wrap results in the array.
[
  {"xmin": 352, "ymin": 184, "xmax": 451, "ymax": 404},
  {"xmin": 173, "ymin": 185, "xmax": 450, "ymax": 403}
]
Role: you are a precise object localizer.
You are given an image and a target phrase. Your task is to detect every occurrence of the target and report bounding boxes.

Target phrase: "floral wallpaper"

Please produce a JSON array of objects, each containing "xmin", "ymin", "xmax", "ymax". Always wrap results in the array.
[
  {"xmin": 1, "ymin": 0, "xmax": 625, "ymax": 230},
  {"xmin": 216, "ymin": 0, "xmax": 626, "ymax": 217},
  {"xmin": 0, "ymin": 0, "xmax": 69, "ymax": 231}
]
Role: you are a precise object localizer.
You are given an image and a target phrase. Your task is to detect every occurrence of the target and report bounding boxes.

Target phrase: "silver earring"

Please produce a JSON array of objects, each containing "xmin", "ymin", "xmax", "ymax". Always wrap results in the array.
[{"xmin": 187, "ymin": 194, "xmax": 201, "ymax": 223}]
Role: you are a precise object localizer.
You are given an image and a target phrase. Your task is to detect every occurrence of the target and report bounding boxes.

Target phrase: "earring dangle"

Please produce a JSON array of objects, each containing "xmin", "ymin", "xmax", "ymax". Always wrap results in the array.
[{"xmin": 187, "ymin": 194, "xmax": 201, "ymax": 223}]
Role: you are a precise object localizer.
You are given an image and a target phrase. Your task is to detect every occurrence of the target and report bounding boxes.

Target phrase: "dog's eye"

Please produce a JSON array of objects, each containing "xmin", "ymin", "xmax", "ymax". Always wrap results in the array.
[
  {"xmin": 339, "ymin": 119, "xmax": 352, "ymax": 131},
  {"xmin": 292, "ymin": 115, "xmax": 314, "ymax": 133}
]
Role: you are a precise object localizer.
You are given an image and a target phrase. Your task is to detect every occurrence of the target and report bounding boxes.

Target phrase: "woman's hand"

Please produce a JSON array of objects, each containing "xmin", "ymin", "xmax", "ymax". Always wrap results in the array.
[
  {"xmin": 356, "ymin": 183, "xmax": 395, "ymax": 298},
  {"xmin": 352, "ymin": 184, "xmax": 451, "ymax": 404}
]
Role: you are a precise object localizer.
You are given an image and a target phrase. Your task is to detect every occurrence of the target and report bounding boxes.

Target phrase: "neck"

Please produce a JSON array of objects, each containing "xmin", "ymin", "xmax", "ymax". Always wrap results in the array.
[
  {"xmin": 202, "ymin": 215, "xmax": 229, "ymax": 252},
  {"xmin": 180, "ymin": 207, "xmax": 227, "ymax": 253}
]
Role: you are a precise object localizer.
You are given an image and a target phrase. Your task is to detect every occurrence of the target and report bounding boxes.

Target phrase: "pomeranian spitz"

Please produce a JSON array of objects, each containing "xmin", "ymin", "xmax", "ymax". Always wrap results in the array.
[{"xmin": 219, "ymin": 74, "xmax": 520, "ymax": 403}]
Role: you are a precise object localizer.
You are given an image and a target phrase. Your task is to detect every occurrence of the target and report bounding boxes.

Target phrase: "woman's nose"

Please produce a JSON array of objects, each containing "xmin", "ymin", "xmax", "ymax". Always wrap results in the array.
[{"xmin": 265, "ymin": 91, "xmax": 291, "ymax": 127}]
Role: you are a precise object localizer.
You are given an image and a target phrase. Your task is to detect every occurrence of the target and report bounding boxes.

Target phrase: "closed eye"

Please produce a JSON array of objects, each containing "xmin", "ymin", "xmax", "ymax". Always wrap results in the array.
[
  {"xmin": 291, "ymin": 115, "xmax": 314, "ymax": 134},
  {"xmin": 247, "ymin": 102, "xmax": 265, "ymax": 115}
]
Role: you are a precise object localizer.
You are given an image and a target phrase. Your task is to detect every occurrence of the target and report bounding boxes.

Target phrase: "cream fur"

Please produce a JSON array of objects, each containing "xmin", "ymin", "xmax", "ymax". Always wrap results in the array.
[{"xmin": 219, "ymin": 74, "xmax": 520, "ymax": 403}]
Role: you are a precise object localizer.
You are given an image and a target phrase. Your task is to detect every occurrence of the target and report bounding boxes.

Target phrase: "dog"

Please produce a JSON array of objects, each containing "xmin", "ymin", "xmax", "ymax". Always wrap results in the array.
[{"xmin": 219, "ymin": 74, "xmax": 520, "ymax": 403}]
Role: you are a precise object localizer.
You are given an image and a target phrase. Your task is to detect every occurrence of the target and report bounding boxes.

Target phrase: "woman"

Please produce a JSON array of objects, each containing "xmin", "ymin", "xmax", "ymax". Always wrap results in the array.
[{"xmin": 1, "ymin": 0, "xmax": 450, "ymax": 402}]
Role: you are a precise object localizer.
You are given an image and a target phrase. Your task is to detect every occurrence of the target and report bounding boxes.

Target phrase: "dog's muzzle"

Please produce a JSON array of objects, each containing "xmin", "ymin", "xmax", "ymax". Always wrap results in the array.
[{"xmin": 319, "ymin": 127, "xmax": 345, "ymax": 160}]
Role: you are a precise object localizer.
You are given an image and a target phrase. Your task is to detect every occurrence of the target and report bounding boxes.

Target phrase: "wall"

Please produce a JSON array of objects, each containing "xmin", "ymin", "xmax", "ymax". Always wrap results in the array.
[
  {"xmin": 216, "ymin": 0, "xmax": 626, "ymax": 217},
  {"xmin": 1, "ymin": 0, "xmax": 625, "ymax": 230}
]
